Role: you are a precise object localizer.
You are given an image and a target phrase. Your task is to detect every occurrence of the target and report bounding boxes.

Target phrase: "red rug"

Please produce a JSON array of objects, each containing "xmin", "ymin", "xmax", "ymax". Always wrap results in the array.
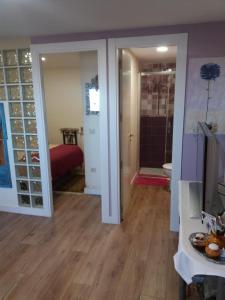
[{"xmin": 133, "ymin": 174, "xmax": 169, "ymax": 187}]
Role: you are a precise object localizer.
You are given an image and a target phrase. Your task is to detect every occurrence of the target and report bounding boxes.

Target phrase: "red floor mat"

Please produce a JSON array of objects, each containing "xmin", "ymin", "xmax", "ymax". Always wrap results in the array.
[{"xmin": 133, "ymin": 174, "xmax": 169, "ymax": 187}]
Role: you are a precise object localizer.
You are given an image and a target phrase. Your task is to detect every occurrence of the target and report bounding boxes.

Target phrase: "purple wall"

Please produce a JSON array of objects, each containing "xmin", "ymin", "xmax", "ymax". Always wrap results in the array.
[
  {"xmin": 31, "ymin": 22, "xmax": 225, "ymax": 180},
  {"xmin": 31, "ymin": 22, "xmax": 225, "ymax": 59}
]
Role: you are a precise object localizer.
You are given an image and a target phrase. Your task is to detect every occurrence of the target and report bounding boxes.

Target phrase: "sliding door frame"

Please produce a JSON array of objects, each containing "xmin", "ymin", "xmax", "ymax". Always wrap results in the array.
[
  {"xmin": 31, "ymin": 40, "xmax": 111, "ymax": 222},
  {"xmin": 108, "ymin": 34, "xmax": 188, "ymax": 230}
]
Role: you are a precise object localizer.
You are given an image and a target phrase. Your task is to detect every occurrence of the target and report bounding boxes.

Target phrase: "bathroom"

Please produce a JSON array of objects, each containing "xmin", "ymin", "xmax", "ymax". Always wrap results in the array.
[
  {"xmin": 139, "ymin": 53, "xmax": 176, "ymax": 183},
  {"xmin": 119, "ymin": 45, "xmax": 177, "ymax": 193}
]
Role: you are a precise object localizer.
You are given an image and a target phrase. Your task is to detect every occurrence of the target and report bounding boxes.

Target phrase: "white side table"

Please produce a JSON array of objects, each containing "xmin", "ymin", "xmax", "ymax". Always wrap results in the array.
[{"xmin": 174, "ymin": 181, "xmax": 225, "ymax": 299}]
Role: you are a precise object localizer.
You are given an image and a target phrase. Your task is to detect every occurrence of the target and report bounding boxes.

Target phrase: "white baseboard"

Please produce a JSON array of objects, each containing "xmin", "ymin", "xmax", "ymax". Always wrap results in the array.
[{"xmin": 84, "ymin": 187, "xmax": 101, "ymax": 195}]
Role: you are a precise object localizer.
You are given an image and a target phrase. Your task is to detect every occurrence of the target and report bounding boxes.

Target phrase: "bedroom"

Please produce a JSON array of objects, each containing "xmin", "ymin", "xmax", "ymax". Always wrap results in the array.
[{"xmin": 41, "ymin": 50, "xmax": 100, "ymax": 198}]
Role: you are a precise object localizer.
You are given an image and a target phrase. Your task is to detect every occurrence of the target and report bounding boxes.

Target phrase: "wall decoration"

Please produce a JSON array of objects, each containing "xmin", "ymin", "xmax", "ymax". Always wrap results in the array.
[
  {"xmin": 85, "ymin": 75, "xmax": 99, "ymax": 115},
  {"xmin": 185, "ymin": 57, "xmax": 225, "ymax": 134},
  {"xmin": 200, "ymin": 63, "xmax": 220, "ymax": 122},
  {"xmin": 0, "ymin": 103, "xmax": 12, "ymax": 187}
]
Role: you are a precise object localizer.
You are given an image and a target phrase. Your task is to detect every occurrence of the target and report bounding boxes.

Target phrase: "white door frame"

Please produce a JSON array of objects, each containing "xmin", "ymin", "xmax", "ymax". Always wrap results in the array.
[
  {"xmin": 31, "ymin": 40, "xmax": 111, "ymax": 222},
  {"xmin": 108, "ymin": 34, "xmax": 188, "ymax": 230}
]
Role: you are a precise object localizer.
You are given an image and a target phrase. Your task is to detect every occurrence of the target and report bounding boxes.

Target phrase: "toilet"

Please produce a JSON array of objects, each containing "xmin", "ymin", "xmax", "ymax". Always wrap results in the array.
[{"xmin": 162, "ymin": 163, "xmax": 172, "ymax": 178}]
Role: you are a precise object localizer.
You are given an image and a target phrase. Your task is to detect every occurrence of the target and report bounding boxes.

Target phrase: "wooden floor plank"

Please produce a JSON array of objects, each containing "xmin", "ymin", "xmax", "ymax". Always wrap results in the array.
[
  {"xmin": 0, "ymin": 186, "xmax": 180, "ymax": 300},
  {"xmin": 165, "ymin": 233, "xmax": 179, "ymax": 300}
]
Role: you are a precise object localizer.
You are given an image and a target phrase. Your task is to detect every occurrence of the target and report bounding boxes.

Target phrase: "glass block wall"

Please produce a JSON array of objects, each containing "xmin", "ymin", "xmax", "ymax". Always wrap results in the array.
[{"xmin": 0, "ymin": 48, "xmax": 43, "ymax": 208}]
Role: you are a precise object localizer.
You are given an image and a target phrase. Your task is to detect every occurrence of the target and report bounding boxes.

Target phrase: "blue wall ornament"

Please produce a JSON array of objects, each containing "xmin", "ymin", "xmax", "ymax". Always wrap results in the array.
[{"xmin": 200, "ymin": 63, "xmax": 221, "ymax": 123}]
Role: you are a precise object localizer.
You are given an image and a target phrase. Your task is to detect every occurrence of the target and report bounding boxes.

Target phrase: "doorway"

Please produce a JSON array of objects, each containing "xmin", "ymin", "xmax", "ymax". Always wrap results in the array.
[
  {"xmin": 31, "ymin": 40, "xmax": 110, "ymax": 221},
  {"xmin": 108, "ymin": 34, "xmax": 188, "ymax": 230},
  {"xmin": 41, "ymin": 52, "xmax": 92, "ymax": 195},
  {"xmin": 137, "ymin": 47, "xmax": 176, "ymax": 176},
  {"xmin": 119, "ymin": 46, "xmax": 177, "ymax": 217}
]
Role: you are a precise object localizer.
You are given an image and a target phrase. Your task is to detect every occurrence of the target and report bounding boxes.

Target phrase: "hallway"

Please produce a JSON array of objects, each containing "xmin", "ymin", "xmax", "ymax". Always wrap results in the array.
[{"xmin": 0, "ymin": 186, "xmax": 179, "ymax": 300}]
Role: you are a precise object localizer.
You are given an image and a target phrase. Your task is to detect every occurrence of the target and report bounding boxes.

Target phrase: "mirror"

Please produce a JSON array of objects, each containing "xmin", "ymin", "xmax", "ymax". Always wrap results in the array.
[{"xmin": 85, "ymin": 75, "xmax": 99, "ymax": 115}]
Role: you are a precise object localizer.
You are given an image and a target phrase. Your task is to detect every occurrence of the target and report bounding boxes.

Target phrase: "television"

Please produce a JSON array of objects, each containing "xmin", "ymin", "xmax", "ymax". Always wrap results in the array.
[{"xmin": 196, "ymin": 122, "xmax": 225, "ymax": 216}]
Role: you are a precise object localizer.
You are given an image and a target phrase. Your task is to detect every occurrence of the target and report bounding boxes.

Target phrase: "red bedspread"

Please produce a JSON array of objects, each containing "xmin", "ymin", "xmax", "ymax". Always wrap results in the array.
[{"xmin": 50, "ymin": 144, "xmax": 83, "ymax": 181}]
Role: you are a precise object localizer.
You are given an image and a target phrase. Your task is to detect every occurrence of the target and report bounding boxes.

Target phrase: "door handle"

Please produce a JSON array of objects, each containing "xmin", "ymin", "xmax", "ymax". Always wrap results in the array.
[{"xmin": 129, "ymin": 133, "xmax": 134, "ymax": 142}]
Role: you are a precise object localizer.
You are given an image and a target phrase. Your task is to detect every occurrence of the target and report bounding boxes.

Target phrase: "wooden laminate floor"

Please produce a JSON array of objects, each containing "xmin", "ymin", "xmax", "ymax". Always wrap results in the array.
[
  {"xmin": 0, "ymin": 186, "xmax": 182, "ymax": 300},
  {"xmin": 53, "ymin": 174, "xmax": 85, "ymax": 193}
]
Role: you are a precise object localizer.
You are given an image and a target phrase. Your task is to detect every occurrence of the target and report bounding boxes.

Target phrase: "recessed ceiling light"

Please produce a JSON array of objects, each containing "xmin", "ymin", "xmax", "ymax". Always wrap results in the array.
[
  {"xmin": 41, "ymin": 56, "xmax": 46, "ymax": 61},
  {"xmin": 156, "ymin": 46, "xmax": 168, "ymax": 53}
]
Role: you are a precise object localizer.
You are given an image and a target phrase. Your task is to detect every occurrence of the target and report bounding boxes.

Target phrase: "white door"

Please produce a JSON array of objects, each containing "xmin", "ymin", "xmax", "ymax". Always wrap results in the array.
[
  {"xmin": 119, "ymin": 49, "xmax": 132, "ymax": 218},
  {"xmin": 129, "ymin": 58, "xmax": 140, "ymax": 180}
]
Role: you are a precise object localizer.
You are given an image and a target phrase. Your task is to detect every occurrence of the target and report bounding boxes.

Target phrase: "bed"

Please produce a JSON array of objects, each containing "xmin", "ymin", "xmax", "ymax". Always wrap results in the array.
[
  {"xmin": 49, "ymin": 144, "xmax": 83, "ymax": 181},
  {"xmin": 27, "ymin": 144, "xmax": 83, "ymax": 181}
]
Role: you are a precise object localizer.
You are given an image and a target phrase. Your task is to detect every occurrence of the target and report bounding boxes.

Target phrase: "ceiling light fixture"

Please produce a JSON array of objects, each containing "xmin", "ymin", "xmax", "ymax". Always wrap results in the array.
[
  {"xmin": 156, "ymin": 46, "xmax": 168, "ymax": 53},
  {"xmin": 41, "ymin": 56, "xmax": 46, "ymax": 61}
]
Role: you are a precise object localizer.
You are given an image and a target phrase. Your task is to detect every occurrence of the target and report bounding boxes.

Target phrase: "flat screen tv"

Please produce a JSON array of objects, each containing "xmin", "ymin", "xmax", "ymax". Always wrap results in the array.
[{"xmin": 196, "ymin": 122, "xmax": 224, "ymax": 216}]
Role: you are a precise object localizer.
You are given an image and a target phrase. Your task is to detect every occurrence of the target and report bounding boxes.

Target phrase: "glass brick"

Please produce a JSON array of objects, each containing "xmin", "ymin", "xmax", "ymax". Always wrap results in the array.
[
  {"xmin": 23, "ymin": 102, "xmax": 35, "ymax": 117},
  {"xmin": 5, "ymin": 68, "xmax": 19, "ymax": 83},
  {"xmin": 17, "ymin": 180, "xmax": 29, "ymax": 193},
  {"xmin": 18, "ymin": 194, "xmax": 30, "ymax": 207},
  {"xmin": 30, "ymin": 181, "xmax": 42, "ymax": 194},
  {"xmin": 26, "ymin": 135, "xmax": 38, "ymax": 149},
  {"xmin": 16, "ymin": 165, "xmax": 28, "ymax": 178},
  {"xmin": 0, "ymin": 52, "xmax": 3, "ymax": 66},
  {"xmin": 9, "ymin": 102, "xmax": 22, "ymax": 117},
  {"xmin": 0, "ymin": 69, "xmax": 4, "ymax": 84},
  {"xmin": 22, "ymin": 85, "xmax": 33, "ymax": 100},
  {"xmin": 0, "ymin": 87, "xmax": 6, "ymax": 101},
  {"xmin": 14, "ymin": 150, "xmax": 26, "ymax": 163},
  {"xmin": 18, "ymin": 49, "xmax": 32, "ymax": 65},
  {"xmin": 20, "ymin": 67, "xmax": 32, "ymax": 83},
  {"xmin": 27, "ymin": 151, "xmax": 39, "ymax": 164},
  {"xmin": 29, "ymin": 166, "xmax": 41, "ymax": 179},
  {"xmin": 3, "ymin": 50, "xmax": 18, "ymax": 66},
  {"xmin": 11, "ymin": 119, "xmax": 23, "ymax": 133},
  {"xmin": 7, "ymin": 86, "xmax": 20, "ymax": 100},
  {"xmin": 31, "ymin": 196, "xmax": 43, "ymax": 208},
  {"xmin": 12, "ymin": 135, "xmax": 25, "ymax": 149},
  {"xmin": 25, "ymin": 119, "xmax": 37, "ymax": 133}
]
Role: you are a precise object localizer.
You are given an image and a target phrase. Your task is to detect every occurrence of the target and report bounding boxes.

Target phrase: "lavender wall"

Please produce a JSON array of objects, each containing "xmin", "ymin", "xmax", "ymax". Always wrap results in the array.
[
  {"xmin": 31, "ymin": 22, "xmax": 225, "ymax": 180},
  {"xmin": 31, "ymin": 22, "xmax": 225, "ymax": 58}
]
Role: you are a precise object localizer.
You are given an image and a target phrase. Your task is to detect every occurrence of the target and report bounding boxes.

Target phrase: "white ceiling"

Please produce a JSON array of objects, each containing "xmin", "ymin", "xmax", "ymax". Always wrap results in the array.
[
  {"xmin": 130, "ymin": 46, "xmax": 177, "ymax": 63},
  {"xmin": 0, "ymin": 0, "xmax": 225, "ymax": 37}
]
